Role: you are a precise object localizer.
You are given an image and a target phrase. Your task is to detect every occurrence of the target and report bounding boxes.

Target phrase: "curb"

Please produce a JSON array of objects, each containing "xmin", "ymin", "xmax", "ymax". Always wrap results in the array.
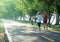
[{"xmin": 4, "ymin": 24, "xmax": 13, "ymax": 42}]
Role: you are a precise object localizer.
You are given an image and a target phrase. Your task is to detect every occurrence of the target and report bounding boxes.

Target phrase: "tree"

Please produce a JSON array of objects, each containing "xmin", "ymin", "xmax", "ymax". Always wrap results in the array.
[
  {"xmin": 54, "ymin": 0, "xmax": 60, "ymax": 25},
  {"xmin": 0, "ymin": 0, "xmax": 60, "ymax": 25}
]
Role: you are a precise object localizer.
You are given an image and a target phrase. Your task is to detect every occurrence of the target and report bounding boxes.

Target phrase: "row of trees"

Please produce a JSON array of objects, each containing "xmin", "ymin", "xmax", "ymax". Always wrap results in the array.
[{"xmin": 0, "ymin": 0, "xmax": 60, "ymax": 25}]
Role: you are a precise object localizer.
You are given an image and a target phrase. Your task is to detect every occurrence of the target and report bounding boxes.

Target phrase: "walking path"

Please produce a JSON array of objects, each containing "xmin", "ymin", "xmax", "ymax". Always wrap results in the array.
[{"xmin": 2, "ymin": 20, "xmax": 60, "ymax": 42}]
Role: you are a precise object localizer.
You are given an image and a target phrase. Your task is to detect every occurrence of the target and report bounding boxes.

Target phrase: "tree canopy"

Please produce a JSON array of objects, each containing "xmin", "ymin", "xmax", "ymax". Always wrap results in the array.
[{"xmin": 0, "ymin": 0, "xmax": 60, "ymax": 24}]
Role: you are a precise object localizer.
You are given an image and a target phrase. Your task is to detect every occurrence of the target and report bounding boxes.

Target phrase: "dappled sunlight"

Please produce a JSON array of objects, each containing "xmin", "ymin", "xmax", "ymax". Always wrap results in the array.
[
  {"xmin": 19, "ymin": 28, "xmax": 37, "ymax": 33},
  {"xmin": 8, "ymin": 25, "xmax": 39, "ymax": 34},
  {"xmin": 13, "ymin": 35, "xmax": 38, "ymax": 42},
  {"xmin": 3, "ymin": 20, "xmax": 39, "ymax": 34},
  {"xmin": 0, "ymin": 33, "xmax": 5, "ymax": 42},
  {"xmin": 0, "ymin": 33, "xmax": 4, "ymax": 39},
  {"xmin": 0, "ymin": 0, "xmax": 60, "ymax": 42},
  {"xmin": 3, "ymin": 20, "xmax": 60, "ymax": 42}
]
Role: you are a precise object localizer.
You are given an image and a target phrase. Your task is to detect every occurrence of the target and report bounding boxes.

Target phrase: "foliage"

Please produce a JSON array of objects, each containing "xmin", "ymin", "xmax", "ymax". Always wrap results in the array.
[{"xmin": 0, "ymin": 0, "xmax": 60, "ymax": 21}]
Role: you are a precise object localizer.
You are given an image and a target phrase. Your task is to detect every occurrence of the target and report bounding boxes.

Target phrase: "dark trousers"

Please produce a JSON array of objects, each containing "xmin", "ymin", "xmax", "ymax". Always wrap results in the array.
[{"xmin": 37, "ymin": 22, "xmax": 41, "ymax": 28}]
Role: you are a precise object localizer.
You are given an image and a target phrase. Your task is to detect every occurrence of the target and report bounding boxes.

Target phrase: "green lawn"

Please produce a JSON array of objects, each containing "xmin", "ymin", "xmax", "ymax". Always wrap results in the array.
[
  {"xmin": 49, "ymin": 25, "xmax": 60, "ymax": 31},
  {"xmin": 17, "ymin": 20, "xmax": 31, "ymax": 24},
  {"xmin": 0, "ymin": 20, "xmax": 5, "ymax": 32},
  {"xmin": 0, "ymin": 20, "xmax": 5, "ymax": 42}
]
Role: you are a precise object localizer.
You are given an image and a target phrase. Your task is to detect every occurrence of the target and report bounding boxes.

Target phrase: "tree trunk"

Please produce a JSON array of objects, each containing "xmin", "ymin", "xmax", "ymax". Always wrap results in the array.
[
  {"xmin": 48, "ymin": 12, "xmax": 51, "ymax": 27},
  {"xmin": 55, "ymin": 13, "xmax": 59, "ymax": 25},
  {"xmin": 47, "ymin": 7, "xmax": 51, "ymax": 27},
  {"xmin": 55, "ymin": 4, "xmax": 60, "ymax": 25}
]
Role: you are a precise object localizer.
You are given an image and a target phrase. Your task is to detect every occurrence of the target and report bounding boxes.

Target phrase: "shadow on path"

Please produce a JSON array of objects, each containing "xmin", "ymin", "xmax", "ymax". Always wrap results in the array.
[{"xmin": 7, "ymin": 25, "xmax": 50, "ymax": 42}]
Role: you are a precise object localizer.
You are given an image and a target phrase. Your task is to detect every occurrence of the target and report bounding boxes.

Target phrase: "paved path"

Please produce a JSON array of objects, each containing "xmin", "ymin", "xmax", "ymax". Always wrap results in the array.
[{"xmin": 2, "ymin": 20, "xmax": 60, "ymax": 42}]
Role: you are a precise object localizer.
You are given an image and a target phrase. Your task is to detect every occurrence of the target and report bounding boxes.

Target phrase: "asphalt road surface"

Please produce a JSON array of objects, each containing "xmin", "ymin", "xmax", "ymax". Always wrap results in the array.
[{"xmin": 2, "ymin": 20, "xmax": 60, "ymax": 42}]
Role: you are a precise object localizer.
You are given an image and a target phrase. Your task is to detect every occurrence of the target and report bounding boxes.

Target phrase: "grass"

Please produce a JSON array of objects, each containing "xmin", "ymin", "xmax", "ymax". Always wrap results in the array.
[
  {"xmin": 17, "ymin": 20, "xmax": 32, "ymax": 25},
  {"xmin": 49, "ymin": 25, "xmax": 60, "ymax": 31},
  {"xmin": 0, "ymin": 20, "xmax": 5, "ymax": 42},
  {"xmin": 0, "ymin": 20, "xmax": 5, "ymax": 32}
]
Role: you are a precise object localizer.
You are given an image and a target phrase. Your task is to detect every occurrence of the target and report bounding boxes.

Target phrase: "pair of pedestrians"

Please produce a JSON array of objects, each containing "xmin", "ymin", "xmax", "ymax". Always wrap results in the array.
[{"xmin": 36, "ymin": 12, "xmax": 48, "ymax": 31}]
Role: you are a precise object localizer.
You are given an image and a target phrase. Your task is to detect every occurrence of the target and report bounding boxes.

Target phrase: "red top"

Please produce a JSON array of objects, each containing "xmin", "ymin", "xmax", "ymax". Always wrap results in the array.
[{"xmin": 43, "ymin": 14, "xmax": 47, "ymax": 21}]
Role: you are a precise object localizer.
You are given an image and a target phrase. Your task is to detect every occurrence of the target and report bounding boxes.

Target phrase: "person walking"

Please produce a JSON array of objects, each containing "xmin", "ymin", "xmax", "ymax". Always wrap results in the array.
[
  {"xmin": 43, "ymin": 12, "xmax": 48, "ymax": 30},
  {"xmin": 31, "ymin": 16, "xmax": 34, "ymax": 25},
  {"xmin": 36, "ymin": 12, "xmax": 43, "ymax": 31}
]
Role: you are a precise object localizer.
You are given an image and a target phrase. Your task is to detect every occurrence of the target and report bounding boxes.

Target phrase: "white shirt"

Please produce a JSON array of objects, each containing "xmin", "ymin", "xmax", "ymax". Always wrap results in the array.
[{"xmin": 36, "ymin": 14, "xmax": 43, "ymax": 23}]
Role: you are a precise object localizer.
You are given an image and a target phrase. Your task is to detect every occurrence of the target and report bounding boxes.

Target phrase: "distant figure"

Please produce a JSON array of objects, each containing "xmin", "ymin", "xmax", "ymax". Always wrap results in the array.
[
  {"xmin": 36, "ymin": 12, "xmax": 43, "ymax": 31},
  {"xmin": 31, "ymin": 17, "xmax": 33, "ymax": 25},
  {"xmin": 43, "ymin": 12, "xmax": 48, "ymax": 30}
]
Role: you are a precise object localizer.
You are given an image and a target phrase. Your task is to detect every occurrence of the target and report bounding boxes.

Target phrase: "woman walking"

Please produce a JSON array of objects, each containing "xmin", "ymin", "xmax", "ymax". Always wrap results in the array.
[
  {"xmin": 36, "ymin": 12, "xmax": 43, "ymax": 31},
  {"xmin": 43, "ymin": 12, "xmax": 48, "ymax": 30}
]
